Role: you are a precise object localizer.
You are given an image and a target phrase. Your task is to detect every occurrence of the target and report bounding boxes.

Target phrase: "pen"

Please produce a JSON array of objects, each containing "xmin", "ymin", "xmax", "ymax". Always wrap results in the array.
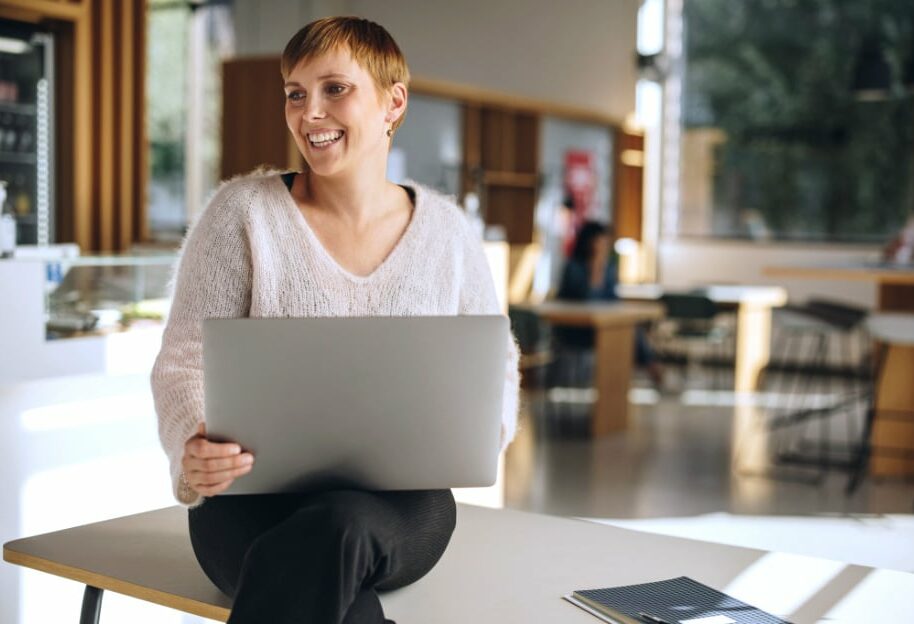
[{"xmin": 638, "ymin": 613, "xmax": 673, "ymax": 624}]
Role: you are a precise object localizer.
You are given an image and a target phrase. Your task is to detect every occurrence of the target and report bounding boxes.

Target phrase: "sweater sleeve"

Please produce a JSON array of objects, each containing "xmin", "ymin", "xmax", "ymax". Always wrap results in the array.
[
  {"xmin": 457, "ymin": 218, "xmax": 521, "ymax": 451},
  {"xmin": 151, "ymin": 183, "xmax": 252, "ymax": 507}
]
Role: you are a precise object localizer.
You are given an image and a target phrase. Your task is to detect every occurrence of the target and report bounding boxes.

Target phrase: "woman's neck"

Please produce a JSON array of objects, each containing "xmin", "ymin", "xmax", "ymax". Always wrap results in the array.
[{"xmin": 300, "ymin": 165, "xmax": 400, "ymax": 227}]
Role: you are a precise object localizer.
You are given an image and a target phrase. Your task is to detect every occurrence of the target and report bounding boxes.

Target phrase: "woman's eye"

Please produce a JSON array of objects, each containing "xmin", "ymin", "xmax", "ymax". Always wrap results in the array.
[
  {"xmin": 326, "ymin": 84, "xmax": 346, "ymax": 96},
  {"xmin": 286, "ymin": 91, "xmax": 304, "ymax": 103}
]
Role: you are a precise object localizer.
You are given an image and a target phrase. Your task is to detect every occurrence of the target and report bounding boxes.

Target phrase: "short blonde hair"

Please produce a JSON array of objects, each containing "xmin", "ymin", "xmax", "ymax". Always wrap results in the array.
[{"xmin": 281, "ymin": 17, "xmax": 410, "ymax": 132}]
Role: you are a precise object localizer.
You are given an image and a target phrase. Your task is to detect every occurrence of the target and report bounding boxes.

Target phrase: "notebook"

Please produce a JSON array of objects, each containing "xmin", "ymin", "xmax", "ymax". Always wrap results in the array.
[{"xmin": 563, "ymin": 576, "xmax": 791, "ymax": 624}]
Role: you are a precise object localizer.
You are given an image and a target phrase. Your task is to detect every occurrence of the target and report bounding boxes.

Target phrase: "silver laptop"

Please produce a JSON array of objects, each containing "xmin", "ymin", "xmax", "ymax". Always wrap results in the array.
[{"xmin": 203, "ymin": 316, "xmax": 507, "ymax": 495}]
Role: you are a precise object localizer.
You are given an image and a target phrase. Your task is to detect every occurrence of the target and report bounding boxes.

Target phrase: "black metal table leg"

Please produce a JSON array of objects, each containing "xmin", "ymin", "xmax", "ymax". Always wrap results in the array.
[{"xmin": 79, "ymin": 585, "xmax": 104, "ymax": 624}]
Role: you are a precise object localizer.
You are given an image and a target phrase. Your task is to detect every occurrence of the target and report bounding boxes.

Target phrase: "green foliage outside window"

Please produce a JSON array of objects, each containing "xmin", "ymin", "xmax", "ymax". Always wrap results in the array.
[{"xmin": 683, "ymin": 0, "xmax": 914, "ymax": 241}]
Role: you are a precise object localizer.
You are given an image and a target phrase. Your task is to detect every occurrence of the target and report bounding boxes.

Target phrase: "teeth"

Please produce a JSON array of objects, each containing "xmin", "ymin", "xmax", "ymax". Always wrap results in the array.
[{"xmin": 308, "ymin": 130, "xmax": 344, "ymax": 144}]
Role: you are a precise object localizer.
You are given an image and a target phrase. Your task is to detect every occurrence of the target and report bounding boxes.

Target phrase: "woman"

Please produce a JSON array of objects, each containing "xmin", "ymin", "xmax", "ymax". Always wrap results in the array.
[
  {"xmin": 151, "ymin": 17, "xmax": 519, "ymax": 624},
  {"xmin": 555, "ymin": 220, "xmax": 662, "ymax": 386}
]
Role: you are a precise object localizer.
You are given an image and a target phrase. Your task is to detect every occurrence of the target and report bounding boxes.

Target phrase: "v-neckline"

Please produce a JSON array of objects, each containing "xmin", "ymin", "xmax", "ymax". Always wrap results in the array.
[{"xmin": 273, "ymin": 174, "xmax": 420, "ymax": 283}]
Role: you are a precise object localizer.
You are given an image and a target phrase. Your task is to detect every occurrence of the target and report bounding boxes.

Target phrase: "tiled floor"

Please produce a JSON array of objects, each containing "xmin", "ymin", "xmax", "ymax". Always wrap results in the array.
[{"xmin": 1, "ymin": 369, "xmax": 912, "ymax": 623}]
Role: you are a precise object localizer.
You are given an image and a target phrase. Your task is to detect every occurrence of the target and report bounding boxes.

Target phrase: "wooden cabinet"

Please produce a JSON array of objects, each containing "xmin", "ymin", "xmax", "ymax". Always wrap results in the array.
[
  {"xmin": 221, "ymin": 57, "xmax": 302, "ymax": 180},
  {"xmin": 464, "ymin": 105, "xmax": 539, "ymax": 244}
]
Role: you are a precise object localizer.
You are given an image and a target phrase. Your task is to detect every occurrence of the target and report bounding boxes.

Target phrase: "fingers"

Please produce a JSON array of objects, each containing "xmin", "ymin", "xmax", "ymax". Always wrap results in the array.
[
  {"xmin": 182, "ymin": 424, "xmax": 255, "ymax": 497},
  {"xmin": 194, "ymin": 477, "xmax": 238, "ymax": 497},
  {"xmin": 190, "ymin": 462, "xmax": 254, "ymax": 487},
  {"xmin": 186, "ymin": 452, "xmax": 254, "ymax": 473},
  {"xmin": 186, "ymin": 436, "xmax": 243, "ymax": 459},
  {"xmin": 184, "ymin": 458, "xmax": 254, "ymax": 497}
]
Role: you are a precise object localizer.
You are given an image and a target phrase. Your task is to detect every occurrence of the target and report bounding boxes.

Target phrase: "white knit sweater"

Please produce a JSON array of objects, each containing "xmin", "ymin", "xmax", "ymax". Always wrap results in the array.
[{"xmin": 151, "ymin": 171, "xmax": 520, "ymax": 507}]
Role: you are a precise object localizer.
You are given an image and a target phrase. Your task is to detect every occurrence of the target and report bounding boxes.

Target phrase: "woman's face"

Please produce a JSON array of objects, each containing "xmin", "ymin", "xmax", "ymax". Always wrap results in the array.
[{"xmin": 283, "ymin": 46, "xmax": 406, "ymax": 178}]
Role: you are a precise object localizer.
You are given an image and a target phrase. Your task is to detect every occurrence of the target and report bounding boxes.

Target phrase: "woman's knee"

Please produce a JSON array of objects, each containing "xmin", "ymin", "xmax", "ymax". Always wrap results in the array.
[{"xmin": 252, "ymin": 491, "xmax": 378, "ymax": 553}]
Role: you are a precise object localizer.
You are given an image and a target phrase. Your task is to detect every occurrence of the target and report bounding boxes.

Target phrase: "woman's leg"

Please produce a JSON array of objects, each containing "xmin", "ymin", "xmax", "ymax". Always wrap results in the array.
[
  {"xmin": 189, "ymin": 489, "xmax": 455, "ymax": 624},
  {"xmin": 188, "ymin": 493, "xmax": 302, "ymax": 598}
]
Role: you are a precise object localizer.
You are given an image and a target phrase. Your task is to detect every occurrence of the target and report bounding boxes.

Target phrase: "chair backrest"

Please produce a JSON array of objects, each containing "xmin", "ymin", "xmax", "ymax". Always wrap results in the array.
[
  {"xmin": 660, "ymin": 293, "xmax": 719, "ymax": 320},
  {"xmin": 804, "ymin": 298, "xmax": 869, "ymax": 331},
  {"xmin": 508, "ymin": 307, "xmax": 548, "ymax": 353}
]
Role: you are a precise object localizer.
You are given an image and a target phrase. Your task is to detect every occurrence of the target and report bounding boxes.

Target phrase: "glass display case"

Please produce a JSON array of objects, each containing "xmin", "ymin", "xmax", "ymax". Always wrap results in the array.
[{"xmin": 44, "ymin": 254, "xmax": 176, "ymax": 339}]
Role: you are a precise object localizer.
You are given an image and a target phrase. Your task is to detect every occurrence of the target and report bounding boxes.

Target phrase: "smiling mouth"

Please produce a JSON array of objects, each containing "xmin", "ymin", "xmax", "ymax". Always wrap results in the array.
[{"xmin": 308, "ymin": 130, "xmax": 345, "ymax": 148}]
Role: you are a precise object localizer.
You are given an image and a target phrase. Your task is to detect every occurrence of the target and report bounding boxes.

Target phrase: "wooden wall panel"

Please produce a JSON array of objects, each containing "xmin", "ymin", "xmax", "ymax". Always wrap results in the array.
[
  {"xmin": 72, "ymin": 1, "xmax": 92, "ymax": 250},
  {"xmin": 486, "ymin": 186, "xmax": 535, "ymax": 244},
  {"xmin": 221, "ymin": 57, "xmax": 291, "ymax": 180},
  {"xmin": 95, "ymin": 0, "xmax": 113, "ymax": 250},
  {"xmin": 514, "ymin": 113, "xmax": 538, "ymax": 174},
  {"xmin": 613, "ymin": 128, "xmax": 644, "ymax": 241}
]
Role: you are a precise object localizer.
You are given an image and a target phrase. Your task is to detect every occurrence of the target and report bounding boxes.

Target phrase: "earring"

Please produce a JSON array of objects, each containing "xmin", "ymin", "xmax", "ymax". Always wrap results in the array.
[{"xmin": 386, "ymin": 126, "xmax": 393, "ymax": 137}]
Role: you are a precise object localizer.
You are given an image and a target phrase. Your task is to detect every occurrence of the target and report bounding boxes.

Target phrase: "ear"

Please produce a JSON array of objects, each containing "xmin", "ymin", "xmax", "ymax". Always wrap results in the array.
[{"xmin": 385, "ymin": 82, "xmax": 408, "ymax": 125}]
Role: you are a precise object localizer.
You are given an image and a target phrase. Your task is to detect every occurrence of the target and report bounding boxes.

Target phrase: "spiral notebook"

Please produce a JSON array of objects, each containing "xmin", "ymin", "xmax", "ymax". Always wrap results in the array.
[{"xmin": 563, "ymin": 576, "xmax": 791, "ymax": 624}]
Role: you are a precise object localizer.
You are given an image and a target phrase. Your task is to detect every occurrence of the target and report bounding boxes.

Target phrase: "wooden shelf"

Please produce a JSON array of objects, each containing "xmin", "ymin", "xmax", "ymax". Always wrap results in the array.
[
  {"xmin": 462, "ymin": 104, "xmax": 541, "ymax": 244},
  {"xmin": 482, "ymin": 171, "xmax": 539, "ymax": 188}
]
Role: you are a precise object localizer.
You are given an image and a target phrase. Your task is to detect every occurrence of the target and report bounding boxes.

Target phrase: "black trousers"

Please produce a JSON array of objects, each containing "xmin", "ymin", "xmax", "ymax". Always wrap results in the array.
[{"xmin": 188, "ymin": 489, "xmax": 456, "ymax": 624}]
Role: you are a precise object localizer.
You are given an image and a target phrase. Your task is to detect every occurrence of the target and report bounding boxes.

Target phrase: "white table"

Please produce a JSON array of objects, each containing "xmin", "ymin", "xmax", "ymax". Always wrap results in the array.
[{"xmin": 5, "ymin": 504, "xmax": 912, "ymax": 623}]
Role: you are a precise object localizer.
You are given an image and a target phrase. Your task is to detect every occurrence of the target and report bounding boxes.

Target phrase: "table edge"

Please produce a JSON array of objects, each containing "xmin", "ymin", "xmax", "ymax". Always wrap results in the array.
[{"xmin": 2, "ymin": 545, "xmax": 230, "ymax": 622}]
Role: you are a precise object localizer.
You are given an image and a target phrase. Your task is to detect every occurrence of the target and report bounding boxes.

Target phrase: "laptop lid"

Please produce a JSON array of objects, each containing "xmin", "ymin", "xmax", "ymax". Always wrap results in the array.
[{"xmin": 203, "ymin": 316, "xmax": 507, "ymax": 494}]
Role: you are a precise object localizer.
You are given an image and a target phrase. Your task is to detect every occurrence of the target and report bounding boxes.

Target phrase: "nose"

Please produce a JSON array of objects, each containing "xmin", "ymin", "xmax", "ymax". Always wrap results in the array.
[{"xmin": 303, "ymin": 94, "xmax": 325, "ymax": 122}]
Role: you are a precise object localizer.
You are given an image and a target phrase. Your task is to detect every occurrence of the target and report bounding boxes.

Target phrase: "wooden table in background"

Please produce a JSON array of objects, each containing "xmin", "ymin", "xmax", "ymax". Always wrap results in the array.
[
  {"xmin": 520, "ymin": 301, "xmax": 664, "ymax": 436},
  {"xmin": 764, "ymin": 263, "xmax": 914, "ymax": 311},
  {"xmin": 765, "ymin": 263, "xmax": 914, "ymax": 477}
]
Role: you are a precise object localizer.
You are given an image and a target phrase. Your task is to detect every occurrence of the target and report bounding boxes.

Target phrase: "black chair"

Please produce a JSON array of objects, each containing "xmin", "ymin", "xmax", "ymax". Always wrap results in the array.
[
  {"xmin": 658, "ymin": 292, "xmax": 732, "ymax": 390},
  {"xmin": 506, "ymin": 307, "xmax": 598, "ymax": 436},
  {"xmin": 507, "ymin": 306, "xmax": 552, "ymax": 388},
  {"xmin": 762, "ymin": 298, "xmax": 871, "ymax": 482}
]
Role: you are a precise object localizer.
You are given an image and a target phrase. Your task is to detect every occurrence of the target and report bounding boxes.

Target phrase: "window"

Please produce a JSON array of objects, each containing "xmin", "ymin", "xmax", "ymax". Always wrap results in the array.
[
  {"xmin": 146, "ymin": 0, "xmax": 233, "ymax": 243},
  {"xmin": 671, "ymin": 0, "xmax": 914, "ymax": 242},
  {"xmin": 389, "ymin": 93, "xmax": 462, "ymax": 197}
]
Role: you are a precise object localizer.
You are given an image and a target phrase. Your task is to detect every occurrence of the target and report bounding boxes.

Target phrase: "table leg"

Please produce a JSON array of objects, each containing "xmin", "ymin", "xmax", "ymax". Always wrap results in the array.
[
  {"xmin": 869, "ymin": 343, "xmax": 914, "ymax": 477},
  {"xmin": 80, "ymin": 585, "xmax": 104, "ymax": 624},
  {"xmin": 592, "ymin": 325, "xmax": 635, "ymax": 436},
  {"xmin": 878, "ymin": 283, "xmax": 914, "ymax": 312},
  {"xmin": 734, "ymin": 303, "xmax": 773, "ymax": 393}
]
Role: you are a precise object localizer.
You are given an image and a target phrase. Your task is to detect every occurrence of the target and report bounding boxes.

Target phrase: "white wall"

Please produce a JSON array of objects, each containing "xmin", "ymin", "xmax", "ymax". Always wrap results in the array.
[
  {"xmin": 232, "ymin": 0, "xmax": 639, "ymax": 122},
  {"xmin": 658, "ymin": 239, "xmax": 881, "ymax": 308}
]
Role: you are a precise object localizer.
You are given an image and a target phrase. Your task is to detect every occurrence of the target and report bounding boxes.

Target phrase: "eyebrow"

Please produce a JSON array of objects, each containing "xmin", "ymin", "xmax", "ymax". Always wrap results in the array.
[{"xmin": 283, "ymin": 73, "xmax": 349, "ymax": 87}]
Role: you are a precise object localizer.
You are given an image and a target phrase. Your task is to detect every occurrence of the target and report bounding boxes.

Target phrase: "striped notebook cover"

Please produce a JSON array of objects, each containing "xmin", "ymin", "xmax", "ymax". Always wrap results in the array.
[{"xmin": 564, "ymin": 576, "xmax": 791, "ymax": 624}]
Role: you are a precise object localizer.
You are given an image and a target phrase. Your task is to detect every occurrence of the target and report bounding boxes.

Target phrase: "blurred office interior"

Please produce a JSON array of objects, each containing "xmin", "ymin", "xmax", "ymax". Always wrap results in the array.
[{"xmin": 1, "ymin": 1, "xmax": 913, "ymax": 622}]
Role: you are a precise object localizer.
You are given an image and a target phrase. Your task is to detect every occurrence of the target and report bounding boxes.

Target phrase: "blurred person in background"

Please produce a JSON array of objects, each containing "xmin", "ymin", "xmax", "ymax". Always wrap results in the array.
[{"xmin": 555, "ymin": 220, "xmax": 663, "ymax": 387}]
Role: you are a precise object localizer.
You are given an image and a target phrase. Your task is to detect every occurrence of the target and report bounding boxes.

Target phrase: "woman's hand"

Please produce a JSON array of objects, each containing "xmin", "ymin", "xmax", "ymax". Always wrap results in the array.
[{"xmin": 182, "ymin": 423, "xmax": 255, "ymax": 497}]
